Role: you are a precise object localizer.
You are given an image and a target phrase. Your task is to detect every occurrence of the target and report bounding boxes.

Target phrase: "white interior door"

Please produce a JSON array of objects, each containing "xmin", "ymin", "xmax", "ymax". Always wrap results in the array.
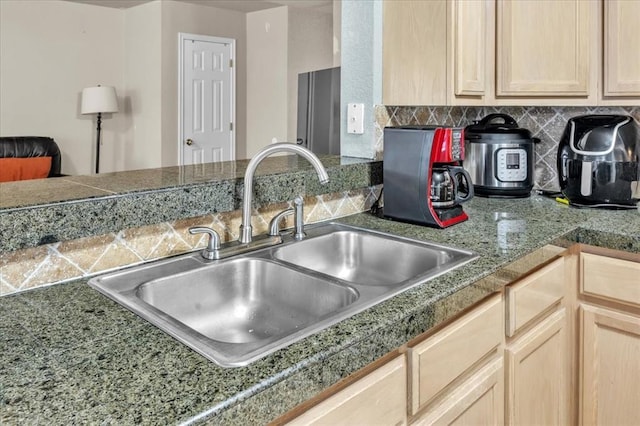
[{"xmin": 180, "ymin": 33, "xmax": 235, "ymax": 165}]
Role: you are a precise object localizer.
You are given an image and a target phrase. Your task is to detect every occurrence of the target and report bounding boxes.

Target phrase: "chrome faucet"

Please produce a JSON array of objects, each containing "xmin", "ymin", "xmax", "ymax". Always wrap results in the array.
[{"xmin": 239, "ymin": 143, "xmax": 329, "ymax": 244}]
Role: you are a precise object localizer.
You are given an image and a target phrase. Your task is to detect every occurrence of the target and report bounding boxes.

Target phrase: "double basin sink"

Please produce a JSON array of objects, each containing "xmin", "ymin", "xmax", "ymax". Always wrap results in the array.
[{"xmin": 89, "ymin": 222, "xmax": 476, "ymax": 367}]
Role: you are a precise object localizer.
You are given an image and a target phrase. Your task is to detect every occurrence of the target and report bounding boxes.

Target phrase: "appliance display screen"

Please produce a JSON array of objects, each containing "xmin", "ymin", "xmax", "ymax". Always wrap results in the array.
[{"xmin": 506, "ymin": 153, "xmax": 520, "ymax": 169}]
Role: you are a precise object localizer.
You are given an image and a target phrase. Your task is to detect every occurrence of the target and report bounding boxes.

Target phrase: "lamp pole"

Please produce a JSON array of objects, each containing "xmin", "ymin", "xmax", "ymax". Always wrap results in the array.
[{"xmin": 95, "ymin": 112, "xmax": 102, "ymax": 174}]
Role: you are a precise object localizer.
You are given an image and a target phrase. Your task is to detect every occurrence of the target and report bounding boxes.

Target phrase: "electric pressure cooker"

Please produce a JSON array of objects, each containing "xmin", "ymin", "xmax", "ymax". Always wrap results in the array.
[{"xmin": 464, "ymin": 114, "xmax": 538, "ymax": 198}]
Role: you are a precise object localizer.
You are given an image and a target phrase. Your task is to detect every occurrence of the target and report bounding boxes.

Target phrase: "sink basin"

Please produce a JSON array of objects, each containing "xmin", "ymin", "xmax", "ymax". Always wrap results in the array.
[
  {"xmin": 273, "ymin": 229, "xmax": 465, "ymax": 286},
  {"xmin": 89, "ymin": 222, "xmax": 476, "ymax": 367},
  {"xmin": 136, "ymin": 258, "xmax": 358, "ymax": 344}
]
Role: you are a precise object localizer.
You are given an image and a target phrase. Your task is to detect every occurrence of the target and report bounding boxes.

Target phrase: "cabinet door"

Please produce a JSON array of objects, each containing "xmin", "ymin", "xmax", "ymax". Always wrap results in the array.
[
  {"xmin": 412, "ymin": 357, "xmax": 504, "ymax": 426},
  {"xmin": 286, "ymin": 355, "xmax": 407, "ymax": 425},
  {"xmin": 382, "ymin": 0, "xmax": 447, "ymax": 105},
  {"xmin": 496, "ymin": 0, "xmax": 596, "ymax": 96},
  {"xmin": 604, "ymin": 0, "xmax": 640, "ymax": 96},
  {"xmin": 580, "ymin": 305, "xmax": 640, "ymax": 426},
  {"xmin": 450, "ymin": 0, "xmax": 493, "ymax": 100},
  {"xmin": 410, "ymin": 295, "xmax": 502, "ymax": 414},
  {"xmin": 505, "ymin": 308, "xmax": 569, "ymax": 426}
]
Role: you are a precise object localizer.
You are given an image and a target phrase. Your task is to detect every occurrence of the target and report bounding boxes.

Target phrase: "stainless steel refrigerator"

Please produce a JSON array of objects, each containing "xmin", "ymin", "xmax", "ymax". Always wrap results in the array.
[{"xmin": 296, "ymin": 66, "xmax": 340, "ymax": 155}]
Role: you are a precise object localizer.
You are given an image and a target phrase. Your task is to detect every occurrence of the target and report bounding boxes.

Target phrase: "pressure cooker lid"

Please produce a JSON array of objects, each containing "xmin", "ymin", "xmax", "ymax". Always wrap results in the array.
[{"xmin": 465, "ymin": 113, "xmax": 532, "ymax": 140}]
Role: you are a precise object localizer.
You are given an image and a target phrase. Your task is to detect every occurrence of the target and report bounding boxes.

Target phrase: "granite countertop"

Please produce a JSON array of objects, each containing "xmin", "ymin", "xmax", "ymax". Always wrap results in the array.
[
  {"xmin": 0, "ymin": 156, "xmax": 382, "ymax": 253},
  {"xmin": 1, "ymin": 195, "xmax": 639, "ymax": 424}
]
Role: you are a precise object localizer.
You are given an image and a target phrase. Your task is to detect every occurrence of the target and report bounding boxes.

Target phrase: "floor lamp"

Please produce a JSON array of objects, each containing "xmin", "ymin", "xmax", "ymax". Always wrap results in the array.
[{"xmin": 81, "ymin": 85, "xmax": 119, "ymax": 174}]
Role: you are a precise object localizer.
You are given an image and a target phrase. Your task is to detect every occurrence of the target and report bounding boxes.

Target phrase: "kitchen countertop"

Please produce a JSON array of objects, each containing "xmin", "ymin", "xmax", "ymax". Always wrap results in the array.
[
  {"xmin": 0, "ymin": 156, "xmax": 381, "ymax": 253},
  {"xmin": 1, "ymin": 195, "xmax": 638, "ymax": 425}
]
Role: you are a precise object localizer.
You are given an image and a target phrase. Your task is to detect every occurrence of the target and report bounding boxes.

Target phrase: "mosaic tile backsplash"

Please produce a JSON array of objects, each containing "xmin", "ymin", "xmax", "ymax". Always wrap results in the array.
[
  {"xmin": 375, "ymin": 105, "xmax": 640, "ymax": 191},
  {"xmin": 0, "ymin": 187, "xmax": 380, "ymax": 296}
]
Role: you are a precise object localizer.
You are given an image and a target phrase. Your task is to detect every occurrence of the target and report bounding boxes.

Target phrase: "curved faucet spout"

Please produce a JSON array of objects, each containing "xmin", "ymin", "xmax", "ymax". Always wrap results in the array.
[{"xmin": 239, "ymin": 143, "xmax": 329, "ymax": 244}]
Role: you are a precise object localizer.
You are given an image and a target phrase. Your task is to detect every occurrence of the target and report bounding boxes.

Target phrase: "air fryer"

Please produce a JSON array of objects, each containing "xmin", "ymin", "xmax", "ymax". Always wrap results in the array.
[{"xmin": 557, "ymin": 115, "xmax": 640, "ymax": 207}]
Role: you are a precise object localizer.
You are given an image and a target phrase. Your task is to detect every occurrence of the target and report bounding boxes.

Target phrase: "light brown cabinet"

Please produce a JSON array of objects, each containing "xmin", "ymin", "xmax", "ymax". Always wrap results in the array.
[
  {"xmin": 578, "ymin": 250, "xmax": 640, "ymax": 425},
  {"xmin": 505, "ymin": 308, "xmax": 569, "ymax": 425},
  {"xmin": 495, "ymin": 0, "xmax": 597, "ymax": 98},
  {"xmin": 409, "ymin": 294, "xmax": 503, "ymax": 418},
  {"xmin": 278, "ymin": 245, "xmax": 640, "ymax": 426},
  {"xmin": 603, "ymin": 0, "xmax": 640, "ymax": 97},
  {"xmin": 284, "ymin": 355, "xmax": 407, "ymax": 425},
  {"xmin": 382, "ymin": 0, "xmax": 639, "ymax": 106},
  {"xmin": 382, "ymin": 0, "xmax": 447, "ymax": 105}
]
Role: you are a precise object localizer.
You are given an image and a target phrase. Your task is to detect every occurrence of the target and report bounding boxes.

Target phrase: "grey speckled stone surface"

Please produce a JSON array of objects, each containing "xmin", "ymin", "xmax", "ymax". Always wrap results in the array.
[
  {"xmin": 1, "ymin": 195, "xmax": 639, "ymax": 425},
  {"xmin": 0, "ymin": 156, "xmax": 382, "ymax": 253}
]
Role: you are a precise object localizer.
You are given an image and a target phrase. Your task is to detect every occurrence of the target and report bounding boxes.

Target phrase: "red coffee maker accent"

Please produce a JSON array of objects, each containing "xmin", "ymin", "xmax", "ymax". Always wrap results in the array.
[{"xmin": 383, "ymin": 126, "xmax": 474, "ymax": 228}]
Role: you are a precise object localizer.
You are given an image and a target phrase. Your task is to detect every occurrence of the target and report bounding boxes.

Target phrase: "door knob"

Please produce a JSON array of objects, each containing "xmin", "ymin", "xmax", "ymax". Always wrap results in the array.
[{"xmin": 185, "ymin": 138, "xmax": 193, "ymax": 146}]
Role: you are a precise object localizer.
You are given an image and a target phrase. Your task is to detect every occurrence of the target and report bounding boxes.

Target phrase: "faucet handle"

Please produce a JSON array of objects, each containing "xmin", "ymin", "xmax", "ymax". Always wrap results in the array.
[
  {"xmin": 268, "ymin": 208, "xmax": 295, "ymax": 236},
  {"xmin": 189, "ymin": 226, "xmax": 221, "ymax": 260},
  {"xmin": 293, "ymin": 196, "xmax": 306, "ymax": 240}
]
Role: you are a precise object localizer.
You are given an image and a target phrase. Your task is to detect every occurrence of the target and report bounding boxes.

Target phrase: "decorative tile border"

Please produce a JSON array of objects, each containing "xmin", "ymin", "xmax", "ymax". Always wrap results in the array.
[
  {"xmin": 0, "ymin": 187, "xmax": 381, "ymax": 296},
  {"xmin": 375, "ymin": 105, "xmax": 639, "ymax": 191}
]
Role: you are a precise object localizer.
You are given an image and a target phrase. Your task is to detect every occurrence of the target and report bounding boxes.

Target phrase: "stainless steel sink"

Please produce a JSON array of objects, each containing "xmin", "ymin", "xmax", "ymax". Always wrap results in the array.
[
  {"xmin": 136, "ymin": 258, "xmax": 358, "ymax": 344},
  {"xmin": 273, "ymin": 229, "xmax": 465, "ymax": 286},
  {"xmin": 89, "ymin": 222, "xmax": 477, "ymax": 367}
]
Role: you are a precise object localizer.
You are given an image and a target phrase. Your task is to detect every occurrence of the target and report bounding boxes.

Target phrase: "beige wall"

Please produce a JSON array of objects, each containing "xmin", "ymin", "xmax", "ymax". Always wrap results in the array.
[
  {"xmin": 246, "ymin": 6, "xmax": 289, "ymax": 158},
  {"xmin": 287, "ymin": 7, "xmax": 334, "ymax": 142},
  {"xmin": 0, "ymin": 0, "xmax": 125, "ymax": 175},
  {"xmin": 123, "ymin": 1, "xmax": 162, "ymax": 171}
]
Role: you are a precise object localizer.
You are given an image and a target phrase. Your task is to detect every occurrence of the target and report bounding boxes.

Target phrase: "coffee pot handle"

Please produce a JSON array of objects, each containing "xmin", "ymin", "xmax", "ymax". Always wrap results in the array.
[{"xmin": 448, "ymin": 166, "xmax": 474, "ymax": 204}]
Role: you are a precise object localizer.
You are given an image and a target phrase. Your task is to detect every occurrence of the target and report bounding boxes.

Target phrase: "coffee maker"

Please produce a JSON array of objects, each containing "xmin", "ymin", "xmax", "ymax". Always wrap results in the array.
[{"xmin": 383, "ymin": 126, "xmax": 473, "ymax": 228}]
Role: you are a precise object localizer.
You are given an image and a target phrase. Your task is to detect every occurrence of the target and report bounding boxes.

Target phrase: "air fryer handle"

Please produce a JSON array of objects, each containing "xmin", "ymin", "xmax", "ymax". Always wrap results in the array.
[{"xmin": 478, "ymin": 113, "xmax": 518, "ymax": 128}]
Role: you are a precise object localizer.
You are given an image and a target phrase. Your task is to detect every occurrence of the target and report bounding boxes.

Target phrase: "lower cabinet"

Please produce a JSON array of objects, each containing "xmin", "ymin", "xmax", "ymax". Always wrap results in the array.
[
  {"xmin": 411, "ymin": 357, "xmax": 504, "ymax": 426},
  {"xmin": 580, "ymin": 305, "xmax": 640, "ymax": 425},
  {"xmin": 278, "ymin": 246, "xmax": 640, "ymax": 426},
  {"xmin": 579, "ymin": 249, "xmax": 640, "ymax": 425},
  {"xmin": 505, "ymin": 308, "xmax": 569, "ymax": 425},
  {"xmin": 284, "ymin": 355, "xmax": 407, "ymax": 425}
]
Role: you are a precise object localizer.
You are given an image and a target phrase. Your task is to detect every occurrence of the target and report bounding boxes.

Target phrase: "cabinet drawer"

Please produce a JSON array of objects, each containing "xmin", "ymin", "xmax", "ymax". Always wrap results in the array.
[
  {"xmin": 410, "ymin": 294, "xmax": 502, "ymax": 414},
  {"xmin": 505, "ymin": 257, "xmax": 565, "ymax": 337},
  {"xmin": 286, "ymin": 355, "xmax": 407, "ymax": 425},
  {"xmin": 581, "ymin": 253, "xmax": 640, "ymax": 308}
]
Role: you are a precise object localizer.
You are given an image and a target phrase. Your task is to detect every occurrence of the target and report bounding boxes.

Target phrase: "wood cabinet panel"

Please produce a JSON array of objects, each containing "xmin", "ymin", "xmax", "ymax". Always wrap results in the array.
[
  {"xmin": 505, "ymin": 257, "xmax": 565, "ymax": 337},
  {"xmin": 496, "ymin": 0, "xmax": 595, "ymax": 96},
  {"xmin": 604, "ymin": 0, "xmax": 640, "ymax": 96},
  {"xmin": 581, "ymin": 252, "xmax": 640, "ymax": 308},
  {"xmin": 505, "ymin": 308, "xmax": 569, "ymax": 426},
  {"xmin": 451, "ymin": 0, "xmax": 489, "ymax": 96},
  {"xmin": 412, "ymin": 357, "xmax": 504, "ymax": 426},
  {"xmin": 286, "ymin": 355, "xmax": 407, "ymax": 426},
  {"xmin": 410, "ymin": 295, "xmax": 502, "ymax": 414},
  {"xmin": 382, "ymin": 0, "xmax": 447, "ymax": 105},
  {"xmin": 580, "ymin": 304, "xmax": 640, "ymax": 426}
]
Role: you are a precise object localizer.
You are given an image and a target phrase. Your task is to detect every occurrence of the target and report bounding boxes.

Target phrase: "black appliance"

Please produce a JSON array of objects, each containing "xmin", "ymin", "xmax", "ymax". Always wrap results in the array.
[
  {"xmin": 464, "ymin": 114, "xmax": 538, "ymax": 198},
  {"xmin": 383, "ymin": 126, "xmax": 473, "ymax": 228},
  {"xmin": 557, "ymin": 115, "xmax": 640, "ymax": 207}
]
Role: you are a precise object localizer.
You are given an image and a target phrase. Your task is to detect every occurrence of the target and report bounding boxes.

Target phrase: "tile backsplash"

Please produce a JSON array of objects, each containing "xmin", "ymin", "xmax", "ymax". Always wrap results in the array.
[
  {"xmin": 375, "ymin": 105, "xmax": 640, "ymax": 191},
  {"xmin": 0, "ymin": 187, "xmax": 381, "ymax": 296}
]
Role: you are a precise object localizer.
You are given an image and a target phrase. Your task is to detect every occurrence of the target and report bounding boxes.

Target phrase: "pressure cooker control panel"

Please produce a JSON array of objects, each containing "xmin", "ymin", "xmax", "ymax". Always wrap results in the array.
[{"xmin": 496, "ymin": 148, "xmax": 527, "ymax": 181}]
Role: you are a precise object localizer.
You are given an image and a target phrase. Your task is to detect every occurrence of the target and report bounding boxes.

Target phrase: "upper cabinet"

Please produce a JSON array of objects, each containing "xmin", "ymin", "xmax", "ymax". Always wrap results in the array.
[
  {"xmin": 382, "ymin": 0, "xmax": 448, "ymax": 105},
  {"xmin": 603, "ymin": 0, "xmax": 640, "ymax": 97},
  {"xmin": 382, "ymin": 0, "xmax": 639, "ymax": 106},
  {"xmin": 495, "ymin": 0, "xmax": 597, "ymax": 98}
]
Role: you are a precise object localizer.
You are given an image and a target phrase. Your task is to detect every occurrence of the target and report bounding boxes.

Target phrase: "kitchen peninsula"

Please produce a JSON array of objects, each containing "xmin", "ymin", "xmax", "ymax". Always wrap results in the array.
[{"xmin": 1, "ymin": 157, "xmax": 639, "ymax": 424}]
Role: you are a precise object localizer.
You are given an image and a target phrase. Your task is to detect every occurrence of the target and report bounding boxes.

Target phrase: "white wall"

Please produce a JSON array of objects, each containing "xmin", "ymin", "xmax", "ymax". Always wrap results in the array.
[
  {"xmin": 123, "ymin": 1, "xmax": 162, "ymax": 171},
  {"xmin": 287, "ymin": 7, "xmax": 334, "ymax": 142},
  {"xmin": 0, "ymin": 0, "xmax": 125, "ymax": 175},
  {"xmin": 160, "ymin": 0, "xmax": 247, "ymax": 163},
  {"xmin": 246, "ymin": 6, "xmax": 289, "ymax": 158}
]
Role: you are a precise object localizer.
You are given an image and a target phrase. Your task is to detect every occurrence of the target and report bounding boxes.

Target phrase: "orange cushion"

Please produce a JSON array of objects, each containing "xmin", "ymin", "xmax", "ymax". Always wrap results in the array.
[{"xmin": 0, "ymin": 157, "xmax": 52, "ymax": 182}]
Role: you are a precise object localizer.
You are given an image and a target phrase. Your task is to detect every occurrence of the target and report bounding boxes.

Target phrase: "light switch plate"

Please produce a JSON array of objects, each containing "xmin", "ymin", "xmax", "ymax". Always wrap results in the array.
[{"xmin": 347, "ymin": 103, "xmax": 364, "ymax": 134}]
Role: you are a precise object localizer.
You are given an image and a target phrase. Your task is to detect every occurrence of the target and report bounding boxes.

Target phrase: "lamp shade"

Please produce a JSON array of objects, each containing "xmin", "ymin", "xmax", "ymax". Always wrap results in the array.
[{"xmin": 81, "ymin": 86, "xmax": 119, "ymax": 114}]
